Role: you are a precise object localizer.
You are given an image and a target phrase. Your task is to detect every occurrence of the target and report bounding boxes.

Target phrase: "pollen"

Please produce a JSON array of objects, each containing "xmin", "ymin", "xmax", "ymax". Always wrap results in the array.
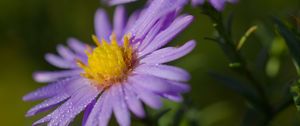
[{"xmin": 77, "ymin": 34, "xmax": 135, "ymax": 87}]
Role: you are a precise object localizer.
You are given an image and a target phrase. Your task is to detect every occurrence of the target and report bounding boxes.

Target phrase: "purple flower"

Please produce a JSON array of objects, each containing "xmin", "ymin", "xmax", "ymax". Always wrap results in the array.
[
  {"xmin": 191, "ymin": 0, "xmax": 238, "ymax": 11},
  {"xmin": 23, "ymin": 0, "xmax": 195, "ymax": 126},
  {"xmin": 105, "ymin": 0, "xmax": 238, "ymax": 11}
]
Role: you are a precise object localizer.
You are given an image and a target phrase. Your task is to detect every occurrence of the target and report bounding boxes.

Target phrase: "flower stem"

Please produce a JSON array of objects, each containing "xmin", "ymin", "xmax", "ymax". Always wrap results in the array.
[{"xmin": 201, "ymin": 4, "xmax": 271, "ymax": 114}]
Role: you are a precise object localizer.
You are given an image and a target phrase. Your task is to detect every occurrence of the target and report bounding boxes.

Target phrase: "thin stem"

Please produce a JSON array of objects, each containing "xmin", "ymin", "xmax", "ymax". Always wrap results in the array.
[{"xmin": 201, "ymin": 4, "xmax": 271, "ymax": 114}]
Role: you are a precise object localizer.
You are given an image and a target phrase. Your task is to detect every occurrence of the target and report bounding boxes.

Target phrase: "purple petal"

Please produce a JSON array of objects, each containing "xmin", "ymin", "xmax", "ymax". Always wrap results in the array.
[
  {"xmin": 45, "ymin": 53, "xmax": 76, "ymax": 69},
  {"xmin": 23, "ymin": 79, "xmax": 70, "ymax": 101},
  {"xmin": 67, "ymin": 38, "xmax": 87, "ymax": 54},
  {"xmin": 33, "ymin": 70, "xmax": 82, "ymax": 83},
  {"xmin": 82, "ymin": 98, "xmax": 97, "ymax": 126},
  {"xmin": 34, "ymin": 86, "xmax": 99, "ymax": 126},
  {"xmin": 111, "ymin": 85, "xmax": 131, "ymax": 126},
  {"xmin": 139, "ymin": 15, "xmax": 193, "ymax": 56},
  {"xmin": 129, "ymin": 82, "xmax": 162, "ymax": 109},
  {"xmin": 85, "ymin": 91, "xmax": 113, "ymax": 126},
  {"xmin": 129, "ymin": 74, "xmax": 173, "ymax": 93},
  {"xmin": 137, "ymin": 19, "xmax": 165, "ymax": 51},
  {"xmin": 57, "ymin": 44, "xmax": 76, "ymax": 60},
  {"xmin": 63, "ymin": 77, "xmax": 91, "ymax": 95},
  {"xmin": 191, "ymin": 0, "xmax": 205, "ymax": 6},
  {"xmin": 124, "ymin": 10, "xmax": 140, "ymax": 33},
  {"xmin": 134, "ymin": 64, "xmax": 190, "ymax": 82},
  {"xmin": 129, "ymin": 0, "xmax": 186, "ymax": 40},
  {"xmin": 162, "ymin": 92, "xmax": 183, "ymax": 102},
  {"xmin": 26, "ymin": 93, "xmax": 69, "ymax": 117},
  {"xmin": 107, "ymin": 0, "xmax": 137, "ymax": 5},
  {"xmin": 167, "ymin": 81, "xmax": 191, "ymax": 93},
  {"xmin": 95, "ymin": 9, "xmax": 112, "ymax": 41},
  {"xmin": 123, "ymin": 83, "xmax": 145, "ymax": 118},
  {"xmin": 209, "ymin": 0, "xmax": 226, "ymax": 11},
  {"xmin": 140, "ymin": 40, "xmax": 196, "ymax": 64},
  {"xmin": 113, "ymin": 6, "xmax": 126, "ymax": 39}
]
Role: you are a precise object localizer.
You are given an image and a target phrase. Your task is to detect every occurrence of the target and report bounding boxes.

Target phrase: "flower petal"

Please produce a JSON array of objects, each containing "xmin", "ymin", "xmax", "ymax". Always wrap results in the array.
[
  {"xmin": 129, "ymin": 74, "xmax": 173, "ymax": 93},
  {"xmin": 123, "ymin": 83, "xmax": 145, "ymax": 118},
  {"xmin": 134, "ymin": 64, "xmax": 190, "ymax": 82},
  {"xmin": 26, "ymin": 93, "xmax": 69, "ymax": 117},
  {"xmin": 209, "ymin": 0, "xmax": 226, "ymax": 11},
  {"xmin": 191, "ymin": 0, "xmax": 205, "ymax": 6},
  {"xmin": 33, "ymin": 70, "xmax": 82, "ymax": 83},
  {"xmin": 167, "ymin": 80, "xmax": 191, "ymax": 93},
  {"xmin": 34, "ymin": 85, "xmax": 99, "ymax": 126},
  {"xmin": 162, "ymin": 92, "xmax": 183, "ymax": 102},
  {"xmin": 106, "ymin": 0, "xmax": 137, "ymax": 6},
  {"xmin": 139, "ymin": 15, "xmax": 194, "ymax": 56},
  {"xmin": 129, "ymin": 0, "xmax": 186, "ymax": 40},
  {"xmin": 67, "ymin": 38, "xmax": 87, "ymax": 54},
  {"xmin": 114, "ymin": 6, "xmax": 126, "ymax": 39},
  {"xmin": 129, "ymin": 83, "xmax": 162, "ymax": 109},
  {"xmin": 85, "ymin": 91, "xmax": 113, "ymax": 126},
  {"xmin": 57, "ymin": 44, "xmax": 76, "ymax": 61},
  {"xmin": 23, "ymin": 79, "xmax": 70, "ymax": 101},
  {"xmin": 45, "ymin": 53, "xmax": 76, "ymax": 69},
  {"xmin": 82, "ymin": 98, "xmax": 97, "ymax": 126},
  {"xmin": 111, "ymin": 85, "xmax": 131, "ymax": 126},
  {"xmin": 95, "ymin": 9, "xmax": 112, "ymax": 41},
  {"xmin": 140, "ymin": 40, "xmax": 196, "ymax": 64}
]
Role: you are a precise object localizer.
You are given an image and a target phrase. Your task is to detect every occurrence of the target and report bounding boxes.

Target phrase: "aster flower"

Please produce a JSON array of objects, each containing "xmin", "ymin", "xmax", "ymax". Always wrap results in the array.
[
  {"xmin": 23, "ymin": 0, "xmax": 195, "ymax": 126},
  {"xmin": 105, "ymin": 0, "xmax": 237, "ymax": 11},
  {"xmin": 191, "ymin": 0, "xmax": 238, "ymax": 11}
]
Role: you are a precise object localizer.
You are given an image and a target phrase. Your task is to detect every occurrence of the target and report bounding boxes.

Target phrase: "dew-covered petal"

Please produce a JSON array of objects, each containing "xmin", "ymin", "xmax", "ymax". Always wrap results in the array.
[
  {"xmin": 33, "ymin": 69, "xmax": 82, "ymax": 83},
  {"xmin": 129, "ymin": 0, "xmax": 186, "ymax": 39},
  {"xmin": 134, "ymin": 64, "xmax": 190, "ymax": 82},
  {"xmin": 26, "ymin": 93, "xmax": 69, "ymax": 117},
  {"xmin": 140, "ymin": 40, "xmax": 196, "ymax": 64},
  {"xmin": 111, "ymin": 85, "xmax": 130, "ymax": 126},
  {"xmin": 45, "ymin": 53, "xmax": 76, "ymax": 69},
  {"xmin": 33, "ymin": 85, "xmax": 99, "ymax": 126},
  {"xmin": 139, "ymin": 15, "xmax": 194, "ymax": 56},
  {"xmin": 123, "ymin": 83, "xmax": 145, "ymax": 118},
  {"xmin": 129, "ymin": 83, "xmax": 162, "ymax": 109},
  {"xmin": 95, "ymin": 9, "xmax": 112, "ymax": 41},
  {"xmin": 82, "ymin": 98, "xmax": 97, "ymax": 126},
  {"xmin": 57, "ymin": 44, "xmax": 76, "ymax": 61},
  {"xmin": 129, "ymin": 74, "xmax": 173, "ymax": 93},
  {"xmin": 23, "ymin": 78, "xmax": 72, "ymax": 101},
  {"xmin": 113, "ymin": 6, "xmax": 126, "ymax": 39},
  {"xmin": 67, "ymin": 38, "xmax": 87, "ymax": 54},
  {"xmin": 85, "ymin": 91, "xmax": 113, "ymax": 126}
]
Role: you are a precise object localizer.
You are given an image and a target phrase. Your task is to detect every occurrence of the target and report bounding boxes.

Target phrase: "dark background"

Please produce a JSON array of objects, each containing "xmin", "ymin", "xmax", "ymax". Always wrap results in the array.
[{"xmin": 0, "ymin": 0, "xmax": 300, "ymax": 125}]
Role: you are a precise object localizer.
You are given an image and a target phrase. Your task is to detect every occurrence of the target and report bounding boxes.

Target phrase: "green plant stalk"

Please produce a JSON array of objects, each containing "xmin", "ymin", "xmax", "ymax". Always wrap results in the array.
[{"xmin": 201, "ymin": 4, "xmax": 272, "ymax": 117}]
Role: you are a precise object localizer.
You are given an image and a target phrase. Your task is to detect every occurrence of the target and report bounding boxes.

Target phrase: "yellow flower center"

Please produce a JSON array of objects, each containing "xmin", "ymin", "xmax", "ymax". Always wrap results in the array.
[{"xmin": 77, "ymin": 34, "xmax": 135, "ymax": 88}]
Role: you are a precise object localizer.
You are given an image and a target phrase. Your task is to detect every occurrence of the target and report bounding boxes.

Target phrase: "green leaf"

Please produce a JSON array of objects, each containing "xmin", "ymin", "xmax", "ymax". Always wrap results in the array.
[{"xmin": 274, "ymin": 18, "xmax": 300, "ymax": 69}]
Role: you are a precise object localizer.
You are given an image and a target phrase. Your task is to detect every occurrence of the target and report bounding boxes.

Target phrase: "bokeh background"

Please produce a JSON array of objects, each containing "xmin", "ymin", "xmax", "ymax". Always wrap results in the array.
[{"xmin": 0, "ymin": 0, "xmax": 300, "ymax": 125}]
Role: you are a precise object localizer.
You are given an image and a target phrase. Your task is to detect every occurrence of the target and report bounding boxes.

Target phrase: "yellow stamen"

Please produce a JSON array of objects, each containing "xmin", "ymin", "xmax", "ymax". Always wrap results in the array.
[{"xmin": 78, "ymin": 34, "xmax": 135, "ymax": 87}]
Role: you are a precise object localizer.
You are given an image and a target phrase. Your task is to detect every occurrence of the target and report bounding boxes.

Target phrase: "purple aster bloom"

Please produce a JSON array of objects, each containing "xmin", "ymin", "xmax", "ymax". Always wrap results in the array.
[
  {"xmin": 105, "ymin": 0, "xmax": 238, "ymax": 11},
  {"xmin": 23, "ymin": 0, "xmax": 195, "ymax": 126},
  {"xmin": 191, "ymin": 0, "xmax": 238, "ymax": 11}
]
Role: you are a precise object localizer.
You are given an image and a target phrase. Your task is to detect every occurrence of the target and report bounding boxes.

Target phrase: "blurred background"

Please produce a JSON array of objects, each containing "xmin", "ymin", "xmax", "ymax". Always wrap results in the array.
[{"xmin": 0, "ymin": 0, "xmax": 300, "ymax": 125}]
